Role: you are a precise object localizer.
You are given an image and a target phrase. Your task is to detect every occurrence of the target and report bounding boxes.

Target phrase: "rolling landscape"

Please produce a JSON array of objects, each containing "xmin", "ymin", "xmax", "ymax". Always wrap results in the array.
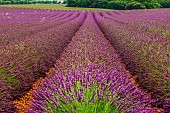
[{"xmin": 0, "ymin": 0, "xmax": 170, "ymax": 113}]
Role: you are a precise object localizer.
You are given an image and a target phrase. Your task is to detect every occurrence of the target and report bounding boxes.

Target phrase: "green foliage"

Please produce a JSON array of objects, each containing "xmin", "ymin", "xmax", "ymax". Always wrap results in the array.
[
  {"xmin": 66, "ymin": 0, "xmax": 167, "ymax": 9},
  {"xmin": 67, "ymin": 0, "xmax": 108, "ymax": 8},
  {"xmin": 125, "ymin": 1, "xmax": 146, "ymax": 9},
  {"xmin": 62, "ymin": 1, "xmax": 67, "ymax": 4},
  {"xmin": 136, "ymin": 0, "xmax": 152, "ymax": 3},
  {"xmin": 66, "ymin": 0, "xmax": 77, "ymax": 7},
  {"xmin": 107, "ymin": 1, "xmax": 126, "ymax": 10},
  {"xmin": 92, "ymin": 0, "xmax": 108, "ymax": 8},
  {"xmin": 0, "ymin": 67, "xmax": 7, "ymax": 77},
  {"xmin": 2, "ymin": 1, "xmax": 11, "ymax": 4},
  {"xmin": 160, "ymin": 0, "xmax": 170, "ymax": 8},
  {"xmin": 44, "ymin": 81, "xmax": 120, "ymax": 113},
  {"xmin": 144, "ymin": 1, "xmax": 162, "ymax": 9},
  {"xmin": 7, "ymin": 75, "xmax": 19, "ymax": 85},
  {"xmin": 0, "ymin": 66, "xmax": 19, "ymax": 85}
]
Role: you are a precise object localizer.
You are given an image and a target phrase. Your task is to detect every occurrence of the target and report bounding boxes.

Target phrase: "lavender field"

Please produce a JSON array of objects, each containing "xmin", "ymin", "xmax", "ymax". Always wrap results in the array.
[{"xmin": 0, "ymin": 7, "xmax": 169, "ymax": 113}]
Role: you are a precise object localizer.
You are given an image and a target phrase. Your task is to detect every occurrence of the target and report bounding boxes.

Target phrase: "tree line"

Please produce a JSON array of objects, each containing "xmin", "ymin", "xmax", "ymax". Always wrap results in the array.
[
  {"xmin": 0, "ymin": 0, "xmax": 169, "ymax": 9},
  {"xmin": 66, "ymin": 0, "xmax": 170, "ymax": 9}
]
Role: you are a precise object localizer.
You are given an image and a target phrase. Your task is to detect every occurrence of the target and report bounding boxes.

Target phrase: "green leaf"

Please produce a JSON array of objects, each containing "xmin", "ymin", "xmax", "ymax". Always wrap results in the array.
[
  {"xmin": 0, "ymin": 67, "xmax": 7, "ymax": 76},
  {"xmin": 7, "ymin": 76, "xmax": 19, "ymax": 85}
]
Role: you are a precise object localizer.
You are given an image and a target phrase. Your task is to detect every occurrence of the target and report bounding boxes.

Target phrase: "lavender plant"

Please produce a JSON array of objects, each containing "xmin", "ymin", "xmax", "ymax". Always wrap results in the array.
[{"xmin": 28, "ymin": 64, "xmax": 158, "ymax": 113}]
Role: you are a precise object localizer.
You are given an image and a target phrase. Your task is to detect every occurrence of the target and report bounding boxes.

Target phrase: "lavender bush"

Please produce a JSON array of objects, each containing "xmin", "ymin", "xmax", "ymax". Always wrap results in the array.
[{"xmin": 28, "ymin": 64, "xmax": 158, "ymax": 113}]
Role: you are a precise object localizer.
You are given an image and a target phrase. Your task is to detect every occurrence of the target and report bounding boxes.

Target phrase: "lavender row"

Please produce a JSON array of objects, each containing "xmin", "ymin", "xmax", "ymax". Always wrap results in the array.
[
  {"xmin": 0, "ymin": 8, "xmax": 71, "ymax": 25},
  {"xmin": 0, "ymin": 11, "xmax": 80, "ymax": 47},
  {"xmin": 0, "ymin": 9, "xmax": 80, "ymax": 36},
  {"xmin": 0, "ymin": 11, "xmax": 86, "ymax": 113},
  {"xmin": 0, "ymin": 12, "xmax": 62, "ymax": 35},
  {"xmin": 27, "ymin": 12, "xmax": 159, "ymax": 113},
  {"xmin": 104, "ymin": 9, "xmax": 170, "ymax": 37},
  {"xmin": 94, "ymin": 11, "xmax": 170, "ymax": 112},
  {"xmin": 0, "ymin": 11, "xmax": 70, "ymax": 33}
]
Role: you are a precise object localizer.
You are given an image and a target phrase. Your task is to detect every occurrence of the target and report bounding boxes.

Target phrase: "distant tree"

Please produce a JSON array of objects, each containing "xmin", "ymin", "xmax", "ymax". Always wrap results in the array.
[
  {"xmin": 107, "ymin": 1, "xmax": 126, "ymax": 10},
  {"xmin": 3, "ymin": 0, "xmax": 12, "ymax": 4},
  {"xmin": 144, "ymin": 1, "xmax": 162, "ymax": 9},
  {"xmin": 62, "ymin": 0, "xmax": 67, "ymax": 4},
  {"xmin": 66, "ymin": 0, "xmax": 77, "ymax": 7},
  {"xmin": 160, "ymin": 0, "xmax": 170, "ymax": 8},
  {"xmin": 135, "ymin": 0, "xmax": 152, "ymax": 3},
  {"xmin": 125, "ymin": 1, "xmax": 146, "ymax": 9}
]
